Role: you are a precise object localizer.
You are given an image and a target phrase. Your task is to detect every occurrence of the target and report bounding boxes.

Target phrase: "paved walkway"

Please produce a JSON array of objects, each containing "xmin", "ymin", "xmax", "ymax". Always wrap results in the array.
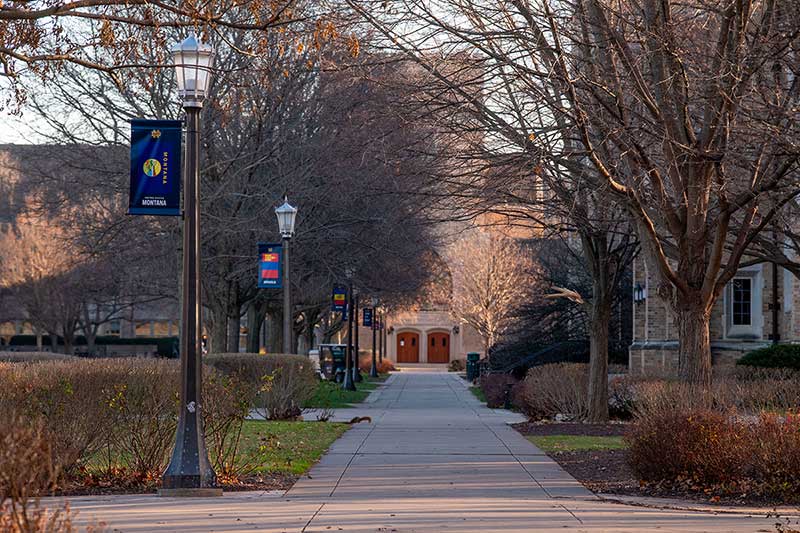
[{"xmin": 58, "ymin": 372, "xmax": 793, "ymax": 531}]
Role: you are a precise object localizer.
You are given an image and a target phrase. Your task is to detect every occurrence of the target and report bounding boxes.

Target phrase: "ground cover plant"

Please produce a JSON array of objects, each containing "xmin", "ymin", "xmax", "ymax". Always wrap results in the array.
[{"xmin": 528, "ymin": 435, "xmax": 626, "ymax": 453}]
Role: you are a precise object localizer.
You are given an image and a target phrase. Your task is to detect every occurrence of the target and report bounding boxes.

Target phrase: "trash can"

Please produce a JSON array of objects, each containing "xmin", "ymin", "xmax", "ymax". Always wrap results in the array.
[{"xmin": 466, "ymin": 352, "xmax": 480, "ymax": 381}]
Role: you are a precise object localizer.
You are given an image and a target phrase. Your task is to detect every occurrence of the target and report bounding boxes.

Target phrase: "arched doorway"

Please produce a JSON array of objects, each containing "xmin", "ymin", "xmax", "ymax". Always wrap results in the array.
[
  {"xmin": 397, "ymin": 332, "xmax": 419, "ymax": 363},
  {"xmin": 427, "ymin": 332, "xmax": 450, "ymax": 364}
]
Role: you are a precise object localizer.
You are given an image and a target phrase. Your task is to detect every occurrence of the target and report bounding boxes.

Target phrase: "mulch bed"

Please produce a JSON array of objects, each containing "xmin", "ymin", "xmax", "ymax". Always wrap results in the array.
[
  {"xmin": 512, "ymin": 421, "xmax": 790, "ymax": 507},
  {"xmin": 56, "ymin": 473, "xmax": 297, "ymax": 496}
]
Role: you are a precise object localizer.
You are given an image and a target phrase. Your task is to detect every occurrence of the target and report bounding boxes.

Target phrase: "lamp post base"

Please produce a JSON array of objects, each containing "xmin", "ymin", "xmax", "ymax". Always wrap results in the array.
[
  {"xmin": 342, "ymin": 371, "xmax": 357, "ymax": 391},
  {"xmin": 158, "ymin": 487, "xmax": 223, "ymax": 498},
  {"xmin": 370, "ymin": 362, "xmax": 379, "ymax": 378}
]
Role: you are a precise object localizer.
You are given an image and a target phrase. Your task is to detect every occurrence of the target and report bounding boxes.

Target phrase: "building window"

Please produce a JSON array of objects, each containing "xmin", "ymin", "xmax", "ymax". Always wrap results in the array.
[
  {"xmin": 443, "ymin": 337, "xmax": 447, "ymax": 347},
  {"xmin": 731, "ymin": 278, "xmax": 752, "ymax": 326},
  {"xmin": 411, "ymin": 337, "xmax": 416, "ymax": 346},
  {"xmin": 431, "ymin": 337, "xmax": 436, "ymax": 346},
  {"xmin": 108, "ymin": 320, "xmax": 121, "ymax": 336}
]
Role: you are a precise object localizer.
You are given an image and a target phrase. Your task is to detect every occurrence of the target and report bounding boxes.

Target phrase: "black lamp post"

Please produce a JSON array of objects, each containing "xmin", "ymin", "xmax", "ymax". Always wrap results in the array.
[
  {"xmin": 370, "ymin": 297, "xmax": 379, "ymax": 378},
  {"xmin": 275, "ymin": 198, "xmax": 298, "ymax": 354},
  {"xmin": 342, "ymin": 271, "xmax": 356, "ymax": 391},
  {"xmin": 378, "ymin": 309, "xmax": 383, "ymax": 363},
  {"xmin": 161, "ymin": 34, "xmax": 220, "ymax": 497},
  {"xmin": 353, "ymin": 293, "xmax": 362, "ymax": 382}
]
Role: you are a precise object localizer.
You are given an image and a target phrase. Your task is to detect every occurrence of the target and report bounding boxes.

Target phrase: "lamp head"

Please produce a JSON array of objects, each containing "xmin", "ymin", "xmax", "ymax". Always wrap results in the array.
[
  {"xmin": 171, "ymin": 33, "xmax": 215, "ymax": 108},
  {"xmin": 275, "ymin": 197, "xmax": 298, "ymax": 238}
]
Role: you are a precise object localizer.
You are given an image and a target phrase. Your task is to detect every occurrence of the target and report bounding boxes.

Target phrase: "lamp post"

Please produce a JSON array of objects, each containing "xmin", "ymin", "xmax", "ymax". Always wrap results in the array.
[
  {"xmin": 275, "ymin": 198, "xmax": 298, "ymax": 354},
  {"xmin": 161, "ymin": 34, "xmax": 219, "ymax": 496},
  {"xmin": 342, "ymin": 270, "xmax": 356, "ymax": 391},
  {"xmin": 370, "ymin": 297, "xmax": 379, "ymax": 378},
  {"xmin": 353, "ymin": 293, "xmax": 362, "ymax": 382},
  {"xmin": 378, "ymin": 309, "xmax": 383, "ymax": 363}
]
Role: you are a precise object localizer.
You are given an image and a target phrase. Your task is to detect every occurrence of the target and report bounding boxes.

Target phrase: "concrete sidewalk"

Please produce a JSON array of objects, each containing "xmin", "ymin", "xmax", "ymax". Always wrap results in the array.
[{"xmin": 57, "ymin": 372, "xmax": 793, "ymax": 531}]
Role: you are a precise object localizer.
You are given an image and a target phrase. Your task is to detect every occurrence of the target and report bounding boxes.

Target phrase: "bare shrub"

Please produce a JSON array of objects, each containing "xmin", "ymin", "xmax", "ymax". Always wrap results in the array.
[
  {"xmin": 357, "ymin": 355, "xmax": 395, "ymax": 374},
  {"xmin": 478, "ymin": 374, "xmax": 519, "ymax": 408},
  {"xmin": 517, "ymin": 363, "xmax": 589, "ymax": 420},
  {"xmin": 101, "ymin": 359, "xmax": 179, "ymax": 481},
  {"xmin": 449, "ymin": 359, "xmax": 465, "ymax": 372},
  {"xmin": 750, "ymin": 413, "xmax": 800, "ymax": 499},
  {"xmin": 206, "ymin": 353, "xmax": 317, "ymax": 420},
  {"xmin": 0, "ymin": 361, "xmax": 116, "ymax": 474},
  {"xmin": 626, "ymin": 408, "xmax": 748, "ymax": 485},
  {"xmin": 0, "ymin": 415, "xmax": 92, "ymax": 533},
  {"xmin": 203, "ymin": 368, "xmax": 255, "ymax": 481},
  {"xmin": 0, "ymin": 352, "xmax": 76, "ymax": 363}
]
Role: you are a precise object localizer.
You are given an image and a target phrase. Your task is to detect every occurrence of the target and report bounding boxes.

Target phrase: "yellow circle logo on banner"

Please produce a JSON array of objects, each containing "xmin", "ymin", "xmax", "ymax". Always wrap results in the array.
[{"xmin": 143, "ymin": 158, "xmax": 162, "ymax": 177}]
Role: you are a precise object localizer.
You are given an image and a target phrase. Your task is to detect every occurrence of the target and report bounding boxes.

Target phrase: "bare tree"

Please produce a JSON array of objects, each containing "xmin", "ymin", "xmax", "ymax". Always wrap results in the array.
[
  {"xmin": 446, "ymin": 230, "xmax": 537, "ymax": 356},
  {"xmin": 347, "ymin": 0, "xmax": 800, "ymax": 387}
]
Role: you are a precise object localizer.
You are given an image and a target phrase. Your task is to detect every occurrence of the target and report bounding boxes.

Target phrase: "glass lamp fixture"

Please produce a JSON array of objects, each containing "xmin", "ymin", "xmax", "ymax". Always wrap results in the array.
[
  {"xmin": 275, "ymin": 197, "xmax": 298, "ymax": 238},
  {"xmin": 171, "ymin": 34, "xmax": 215, "ymax": 107}
]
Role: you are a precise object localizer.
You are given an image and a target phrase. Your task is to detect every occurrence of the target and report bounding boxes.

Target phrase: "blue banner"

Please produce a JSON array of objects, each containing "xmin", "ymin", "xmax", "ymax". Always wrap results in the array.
[
  {"xmin": 258, "ymin": 243, "xmax": 282, "ymax": 289},
  {"xmin": 362, "ymin": 307, "xmax": 373, "ymax": 328},
  {"xmin": 129, "ymin": 119, "xmax": 182, "ymax": 216},
  {"xmin": 332, "ymin": 285, "xmax": 347, "ymax": 312}
]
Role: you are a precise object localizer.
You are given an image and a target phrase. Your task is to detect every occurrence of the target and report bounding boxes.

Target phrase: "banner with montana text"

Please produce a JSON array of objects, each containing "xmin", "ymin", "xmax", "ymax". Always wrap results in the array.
[{"xmin": 129, "ymin": 119, "xmax": 182, "ymax": 216}]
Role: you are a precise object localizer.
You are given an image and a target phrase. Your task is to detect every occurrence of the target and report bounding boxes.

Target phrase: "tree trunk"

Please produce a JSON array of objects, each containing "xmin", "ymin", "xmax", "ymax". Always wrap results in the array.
[
  {"xmin": 587, "ymin": 294, "xmax": 611, "ymax": 423},
  {"xmin": 227, "ymin": 313, "xmax": 240, "ymax": 353},
  {"xmin": 676, "ymin": 298, "xmax": 712, "ymax": 386},
  {"xmin": 265, "ymin": 310, "xmax": 282, "ymax": 354},
  {"xmin": 245, "ymin": 302, "xmax": 267, "ymax": 353},
  {"xmin": 208, "ymin": 307, "xmax": 228, "ymax": 354}
]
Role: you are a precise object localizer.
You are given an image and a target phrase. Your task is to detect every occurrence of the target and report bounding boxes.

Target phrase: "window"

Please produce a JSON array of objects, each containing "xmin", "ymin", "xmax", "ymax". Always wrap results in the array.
[
  {"xmin": 431, "ymin": 337, "xmax": 436, "ymax": 346},
  {"xmin": 443, "ymin": 337, "xmax": 447, "ymax": 347},
  {"xmin": 411, "ymin": 338, "xmax": 416, "ymax": 346},
  {"xmin": 732, "ymin": 278, "xmax": 752, "ymax": 326}
]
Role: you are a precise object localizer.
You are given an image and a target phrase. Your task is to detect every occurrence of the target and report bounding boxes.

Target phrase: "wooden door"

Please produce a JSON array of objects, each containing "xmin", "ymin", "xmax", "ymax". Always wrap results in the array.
[
  {"xmin": 428, "ymin": 332, "xmax": 450, "ymax": 364},
  {"xmin": 396, "ymin": 332, "xmax": 419, "ymax": 363}
]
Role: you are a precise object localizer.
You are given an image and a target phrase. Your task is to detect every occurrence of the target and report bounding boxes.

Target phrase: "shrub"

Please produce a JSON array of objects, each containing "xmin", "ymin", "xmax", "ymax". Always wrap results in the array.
[
  {"xmin": 737, "ymin": 344, "xmax": 800, "ymax": 370},
  {"xmin": 750, "ymin": 413, "xmax": 800, "ymax": 498},
  {"xmin": 626, "ymin": 408, "xmax": 748, "ymax": 484},
  {"xmin": 206, "ymin": 353, "xmax": 317, "ymax": 420},
  {"xmin": 0, "ymin": 357, "xmax": 263, "ymax": 494},
  {"xmin": 203, "ymin": 369, "xmax": 255, "ymax": 481},
  {"xmin": 608, "ymin": 376, "xmax": 635, "ymax": 419},
  {"xmin": 0, "ymin": 361, "xmax": 118, "ymax": 474},
  {"xmin": 516, "ymin": 363, "xmax": 589, "ymax": 420},
  {"xmin": 0, "ymin": 352, "xmax": 75, "ymax": 363},
  {"xmin": 449, "ymin": 359, "xmax": 465, "ymax": 372},
  {"xmin": 0, "ymin": 416, "xmax": 89, "ymax": 533},
  {"xmin": 357, "ymin": 355, "xmax": 395, "ymax": 374},
  {"xmin": 478, "ymin": 374, "xmax": 519, "ymax": 408},
  {"xmin": 101, "ymin": 359, "xmax": 180, "ymax": 480}
]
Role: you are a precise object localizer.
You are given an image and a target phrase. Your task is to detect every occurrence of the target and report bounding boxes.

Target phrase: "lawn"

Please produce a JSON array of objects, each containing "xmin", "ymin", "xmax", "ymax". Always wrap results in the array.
[
  {"xmin": 304, "ymin": 374, "xmax": 386, "ymax": 409},
  {"xmin": 527, "ymin": 435, "xmax": 627, "ymax": 453},
  {"xmin": 469, "ymin": 386, "xmax": 487, "ymax": 403},
  {"xmin": 234, "ymin": 420, "xmax": 349, "ymax": 475}
]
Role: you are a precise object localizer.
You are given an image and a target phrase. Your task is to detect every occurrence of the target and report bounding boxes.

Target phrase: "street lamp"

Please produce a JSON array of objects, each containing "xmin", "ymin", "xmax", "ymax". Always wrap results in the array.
[
  {"xmin": 370, "ymin": 297, "xmax": 379, "ymax": 378},
  {"xmin": 353, "ymin": 293, "xmax": 362, "ymax": 382},
  {"xmin": 161, "ymin": 34, "xmax": 219, "ymax": 496},
  {"xmin": 342, "ymin": 268, "xmax": 356, "ymax": 391},
  {"xmin": 275, "ymin": 198, "xmax": 298, "ymax": 354}
]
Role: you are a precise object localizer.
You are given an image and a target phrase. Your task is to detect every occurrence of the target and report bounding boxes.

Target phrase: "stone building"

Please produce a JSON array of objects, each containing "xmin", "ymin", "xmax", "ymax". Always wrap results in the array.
[{"xmin": 629, "ymin": 257, "xmax": 794, "ymax": 374}]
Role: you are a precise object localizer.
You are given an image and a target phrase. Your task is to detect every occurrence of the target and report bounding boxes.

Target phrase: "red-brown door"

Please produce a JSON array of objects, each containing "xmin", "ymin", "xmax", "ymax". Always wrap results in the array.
[
  {"xmin": 428, "ymin": 332, "xmax": 450, "ymax": 364},
  {"xmin": 397, "ymin": 332, "xmax": 419, "ymax": 363}
]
